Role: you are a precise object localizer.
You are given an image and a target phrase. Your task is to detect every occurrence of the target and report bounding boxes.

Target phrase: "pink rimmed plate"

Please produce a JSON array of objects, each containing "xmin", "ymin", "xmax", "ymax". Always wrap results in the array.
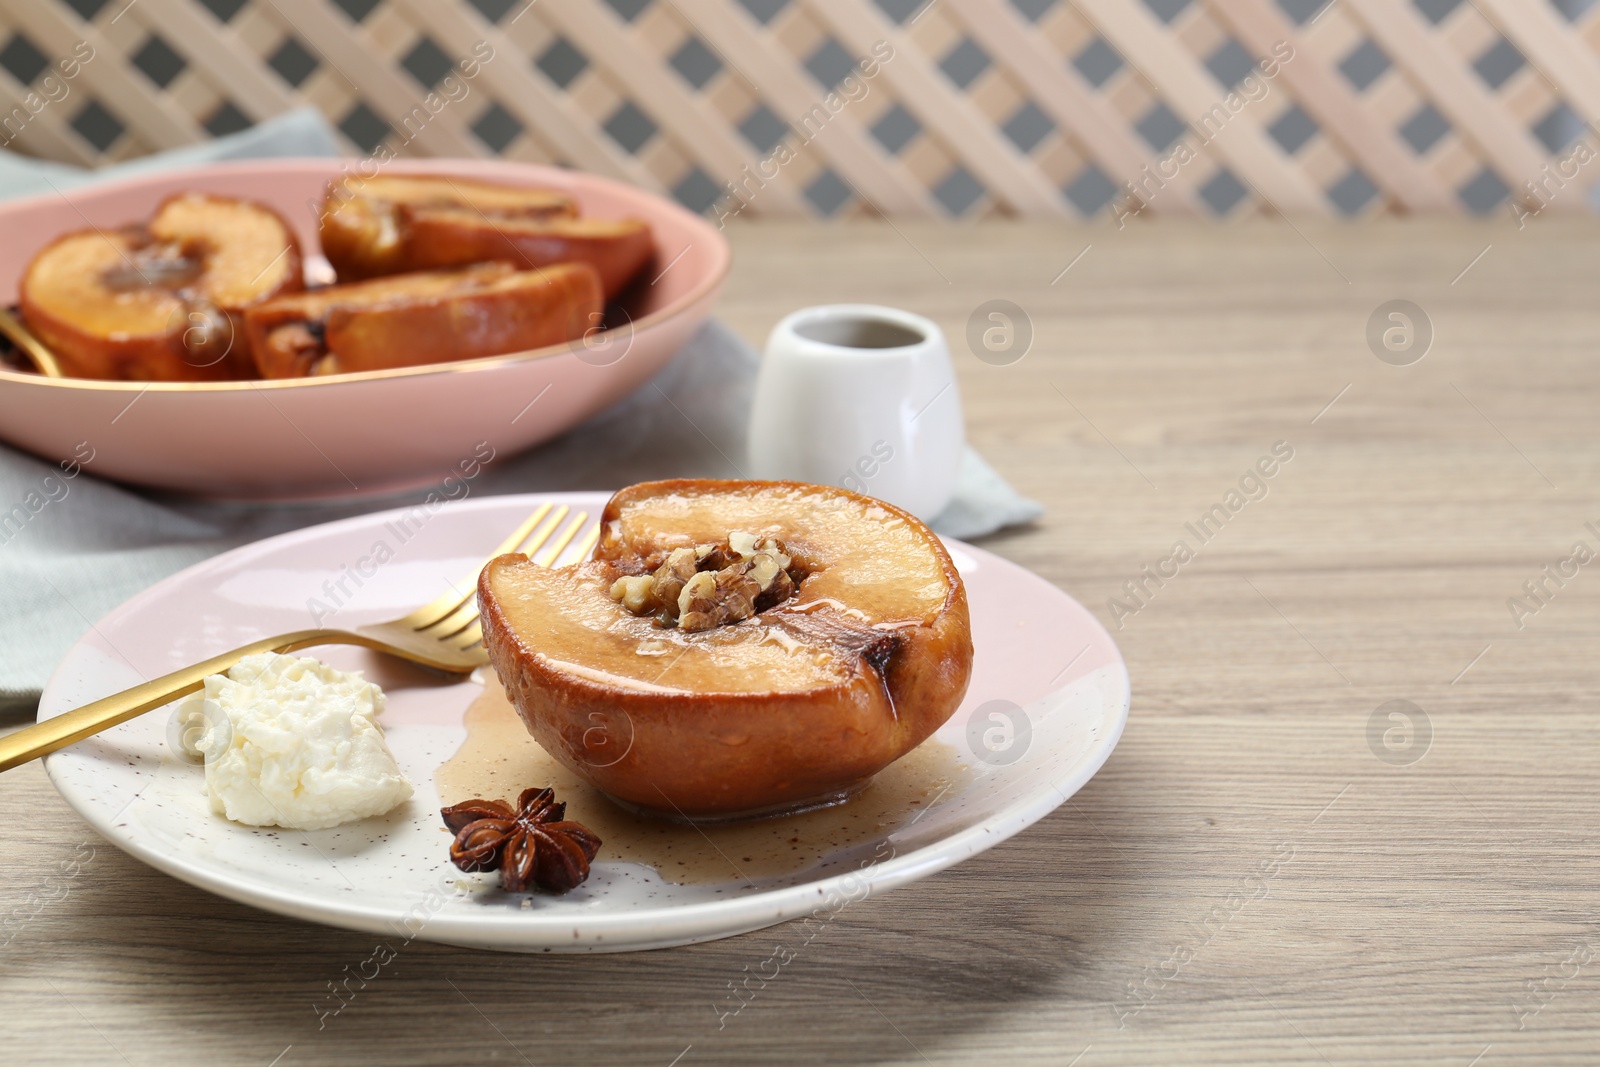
[{"xmin": 37, "ymin": 492, "xmax": 1128, "ymax": 952}]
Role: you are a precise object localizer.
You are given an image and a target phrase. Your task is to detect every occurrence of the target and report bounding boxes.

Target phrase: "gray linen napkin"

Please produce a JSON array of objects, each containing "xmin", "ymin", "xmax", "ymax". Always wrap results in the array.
[
  {"xmin": 0, "ymin": 111, "xmax": 1042, "ymax": 713},
  {"xmin": 0, "ymin": 106, "xmax": 343, "ymax": 197}
]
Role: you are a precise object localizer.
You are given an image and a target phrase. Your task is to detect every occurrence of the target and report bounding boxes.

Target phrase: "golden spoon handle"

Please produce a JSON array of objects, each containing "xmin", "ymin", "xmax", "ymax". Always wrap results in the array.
[{"xmin": 0, "ymin": 629, "xmax": 351, "ymax": 774}]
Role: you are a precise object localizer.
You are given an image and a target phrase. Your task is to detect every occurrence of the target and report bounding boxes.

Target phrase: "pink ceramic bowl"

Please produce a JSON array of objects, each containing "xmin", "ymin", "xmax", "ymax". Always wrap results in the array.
[{"xmin": 0, "ymin": 159, "xmax": 730, "ymax": 499}]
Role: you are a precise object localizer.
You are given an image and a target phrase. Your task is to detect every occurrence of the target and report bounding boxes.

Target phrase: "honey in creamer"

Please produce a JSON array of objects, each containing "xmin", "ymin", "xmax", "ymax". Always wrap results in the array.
[{"xmin": 434, "ymin": 676, "xmax": 966, "ymax": 884}]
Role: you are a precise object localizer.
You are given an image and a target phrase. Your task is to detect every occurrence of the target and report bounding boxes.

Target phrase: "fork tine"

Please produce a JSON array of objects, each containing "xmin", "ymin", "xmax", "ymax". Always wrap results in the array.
[
  {"xmin": 396, "ymin": 503, "xmax": 553, "ymax": 630},
  {"xmin": 568, "ymin": 523, "xmax": 600, "ymax": 565},
  {"xmin": 533, "ymin": 511, "xmax": 588, "ymax": 567},
  {"xmin": 523, "ymin": 504, "xmax": 569, "ymax": 561},
  {"xmin": 420, "ymin": 513, "xmax": 591, "ymax": 639},
  {"xmin": 448, "ymin": 621, "xmax": 483, "ymax": 650},
  {"xmin": 439, "ymin": 515, "xmax": 599, "ymax": 653}
]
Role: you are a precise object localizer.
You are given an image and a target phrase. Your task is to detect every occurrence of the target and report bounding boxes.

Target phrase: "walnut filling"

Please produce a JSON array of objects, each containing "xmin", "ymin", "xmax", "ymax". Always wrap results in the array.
[
  {"xmin": 262, "ymin": 321, "xmax": 329, "ymax": 377},
  {"xmin": 607, "ymin": 532, "xmax": 800, "ymax": 633},
  {"xmin": 100, "ymin": 231, "xmax": 207, "ymax": 292}
]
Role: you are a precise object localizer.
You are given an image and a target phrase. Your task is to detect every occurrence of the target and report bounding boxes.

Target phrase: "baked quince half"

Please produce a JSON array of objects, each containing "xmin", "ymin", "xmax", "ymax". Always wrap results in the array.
[
  {"xmin": 19, "ymin": 193, "xmax": 301, "ymax": 381},
  {"xmin": 479, "ymin": 480, "xmax": 974, "ymax": 819},
  {"xmin": 319, "ymin": 174, "xmax": 653, "ymax": 299},
  {"xmin": 244, "ymin": 261, "xmax": 601, "ymax": 378}
]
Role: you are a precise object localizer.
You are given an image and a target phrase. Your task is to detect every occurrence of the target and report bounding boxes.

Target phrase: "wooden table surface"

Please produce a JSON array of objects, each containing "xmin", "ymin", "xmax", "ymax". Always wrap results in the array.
[{"xmin": 4, "ymin": 219, "xmax": 1598, "ymax": 1066}]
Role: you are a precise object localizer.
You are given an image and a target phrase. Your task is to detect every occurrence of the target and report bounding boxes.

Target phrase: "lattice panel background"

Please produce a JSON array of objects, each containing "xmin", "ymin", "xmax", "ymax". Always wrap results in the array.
[{"xmin": 2, "ymin": 0, "xmax": 1600, "ymax": 219}]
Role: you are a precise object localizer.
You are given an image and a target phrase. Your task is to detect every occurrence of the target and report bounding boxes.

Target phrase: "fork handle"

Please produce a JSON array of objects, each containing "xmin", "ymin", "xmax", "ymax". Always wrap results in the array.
[{"xmin": 0, "ymin": 629, "xmax": 354, "ymax": 774}]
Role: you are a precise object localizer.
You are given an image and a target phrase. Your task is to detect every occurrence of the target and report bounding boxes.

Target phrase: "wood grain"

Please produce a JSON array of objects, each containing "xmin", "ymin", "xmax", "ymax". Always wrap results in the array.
[{"xmin": 4, "ymin": 219, "xmax": 1600, "ymax": 1065}]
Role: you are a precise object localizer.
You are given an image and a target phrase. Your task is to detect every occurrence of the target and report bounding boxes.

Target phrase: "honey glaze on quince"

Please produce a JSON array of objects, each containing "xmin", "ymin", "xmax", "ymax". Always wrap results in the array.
[
  {"xmin": 435, "ymin": 675, "xmax": 967, "ymax": 884},
  {"xmin": 491, "ymin": 487, "xmax": 957, "ymax": 694}
]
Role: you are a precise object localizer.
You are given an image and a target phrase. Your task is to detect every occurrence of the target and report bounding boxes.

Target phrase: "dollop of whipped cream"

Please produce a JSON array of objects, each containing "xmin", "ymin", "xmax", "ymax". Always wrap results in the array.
[{"xmin": 175, "ymin": 652, "xmax": 412, "ymax": 831}]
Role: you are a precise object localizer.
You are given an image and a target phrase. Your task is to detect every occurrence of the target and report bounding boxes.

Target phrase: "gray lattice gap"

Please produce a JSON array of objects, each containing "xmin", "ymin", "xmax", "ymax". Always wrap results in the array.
[
  {"xmin": 1269, "ymin": 104, "xmax": 1318, "ymax": 154},
  {"xmin": 1339, "ymin": 40, "xmax": 1390, "ymax": 92},
  {"xmin": 1414, "ymin": 0, "xmax": 1464, "ymax": 24},
  {"xmin": 1473, "ymin": 37, "xmax": 1525, "ymax": 90},
  {"xmin": 871, "ymin": 104, "xmax": 920, "ymax": 154},
  {"xmin": 1276, "ymin": 0, "xmax": 1330, "ymax": 24},
  {"xmin": 331, "ymin": 0, "xmax": 380, "ymax": 23},
  {"xmin": 1399, "ymin": 104, "xmax": 1450, "ymax": 154},
  {"xmin": 1534, "ymin": 102, "xmax": 1585, "ymax": 154},
  {"xmin": 874, "ymin": 0, "xmax": 924, "ymax": 22},
  {"xmin": 1065, "ymin": 164, "xmax": 1118, "ymax": 215},
  {"xmin": 132, "ymin": 35, "xmax": 186, "ymax": 89},
  {"xmin": 1003, "ymin": 101, "xmax": 1055, "ymax": 153},
  {"xmin": 1328, "ymin": 168, "xmax": 1379, "ymax": 215},
  {"xmin": 339, "ymin": 101, "xmax": 391, "ymax": 153},
  {"xmin": 199, "ymin": 0, "xmax": 248, "ymax": 22},
  {"xmin": 61, "ymin": 0, "xmax": 109, "ymax": 19},
  {"xmin": 604, "ymin": 0, "xmax": 651, "ymax": 22},
  {"xmin": 1012, "ymin": 0, "xmax": 1058, "ymax": 20},
  {"xmin": 204, "ymin": 101, "xmax": 252, "ymax": 137},
  {"xmin": 402, "ymin": 37, "xmax": 456, "ymax": 90},
  {"xmin": 472, "ymin": 102, "xmax": 523, "ymax": 153},
  {"xmin": 1459, "ymin": 168, "xmax": 1510, "ymax": 214},
  {"xmin": 738, "ymin": 104, "xmax": 789, "ymax": 153},
  {"xmin": 1074, "ymin": 38, "xmax": 1123, "ymax": 88},
  {"xmin": 1206, "ymin": 39, "xmax": 1258, "ymax": 88},
  {"xmin": 806, "ymin": 169, "xmax": 853, "ymax": 215},
  {"xmin": 1136, "ymin": 102, "xmax": 1187, "ymax": 152},
  {"xmin": 940, "ymin": 39, "xmax": 991, "ymax": 89},
  {"xmin": 537, "ymin": 38, "xmax": 588, "ymax": 89},
  {"xmin": 71, "ymin": 99, "xmax": 124, "ymax": 152},
  {"xmin": 467, "ymin": 0, "xmax": 518, "ymax": 22},
  {"xmin": 806, "ymin": 39, "xmax": 858, "ymax": 89},
  {"xmin": 603, "ymin": 101, "xmax": 657, "ymax": 154},
  {"xmin": 1200, "ymin": 169, "xmax": 1248, "ymax": 214},
  {"xmin": 0, "ymin": 34, "xmax": 47, "ymax": 86},
  {"xmin": 670, "ymin": 36, "xmax": 722, "ymax": 90},
  {"xmin": 674, "ymin": 167, "xmax": 723, "ymax": 214},
  {"xmin": 1144, "ymin": 0, "xmax": 1193, "ymax": 23},
  {"xmin": 934, "ymin": 166, "xmax": 985, "ymax": 215},
  {"xmin": 268, "ymin": 37, "xmax": 318, "ymax": 88},
  {"xmin": 737, "ymin": 0, "xmax": 790, "ymax": 23}
]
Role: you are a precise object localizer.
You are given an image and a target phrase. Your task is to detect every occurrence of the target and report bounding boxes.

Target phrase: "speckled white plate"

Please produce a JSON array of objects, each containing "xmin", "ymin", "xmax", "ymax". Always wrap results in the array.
[{"xmin": 38, "ymin": 492, "xmax": 1128, "ymax": 953}]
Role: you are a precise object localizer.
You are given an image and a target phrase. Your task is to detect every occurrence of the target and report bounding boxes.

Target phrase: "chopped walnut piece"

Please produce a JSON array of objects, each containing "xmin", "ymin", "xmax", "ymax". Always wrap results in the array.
[
  {"xmin": 650, "ymin": 547, "xmax": 698, "ymax": 616},
  {"xmin": 697, "ymin": 543, "xmax": 737, "ymax": 571},
  {"xmin": 608, "ymin": 575, "xmax": 656, "ymax": 614},
  {"xmin": 757, "ymin": 539, "xmax": 791, "ymax": 570},
  {"xmin": 609, "ymin": 532, "xmax": 801, "ymax": 630},
  {"xmin": 748, "ymin": 552, "xmax": 780, "ymax": 588},
  {"xmin": 677, "ymin": 570, "xmax": 715, "ymax": 619},
  {"xmin": 749, "ymin": 552, "xmax": 796, "ymax": 611},
  {"xmin": 679, "ymin": 565, "xmax": 761, "ymax": 633}
]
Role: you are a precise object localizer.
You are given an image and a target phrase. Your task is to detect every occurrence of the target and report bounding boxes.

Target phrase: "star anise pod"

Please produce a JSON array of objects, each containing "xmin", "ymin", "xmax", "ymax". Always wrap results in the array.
[{"xmin": 441, "ymin": 787, "xmax": 602, "ymax": 894}]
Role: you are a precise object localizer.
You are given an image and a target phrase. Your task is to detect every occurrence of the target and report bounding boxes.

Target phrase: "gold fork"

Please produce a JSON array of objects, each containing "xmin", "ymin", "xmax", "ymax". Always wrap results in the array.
[
  {"xmin": 0, "ymin": 503, "xmax": 597, "ymax": 774},
  {"xmin": 0, "ymin": 307, "xmax": 64, "ymax": 378}
]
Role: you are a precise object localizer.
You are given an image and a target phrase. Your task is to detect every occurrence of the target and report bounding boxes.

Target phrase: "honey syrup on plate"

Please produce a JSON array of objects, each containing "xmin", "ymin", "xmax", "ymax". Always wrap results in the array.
[{"xmin": 435, "ymin": 677, "xmax": 967, "ymax": 885}]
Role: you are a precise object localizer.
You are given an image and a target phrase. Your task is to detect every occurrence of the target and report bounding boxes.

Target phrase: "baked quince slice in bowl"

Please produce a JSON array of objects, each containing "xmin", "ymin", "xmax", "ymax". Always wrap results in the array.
[
  {"xmin": 479, "ymin": 480, "xmax": 974, "ymax": 820},
  {"xmin": 18, "ymin": 193, "xmax": 302, "ymax": 381},
  {"xmin": 243, "ymin": 261, "xmax": 602, "ymax": 378},
  {"xmin": 319, "ymin": 173, "xmax": 653, "ymax": 300}
]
